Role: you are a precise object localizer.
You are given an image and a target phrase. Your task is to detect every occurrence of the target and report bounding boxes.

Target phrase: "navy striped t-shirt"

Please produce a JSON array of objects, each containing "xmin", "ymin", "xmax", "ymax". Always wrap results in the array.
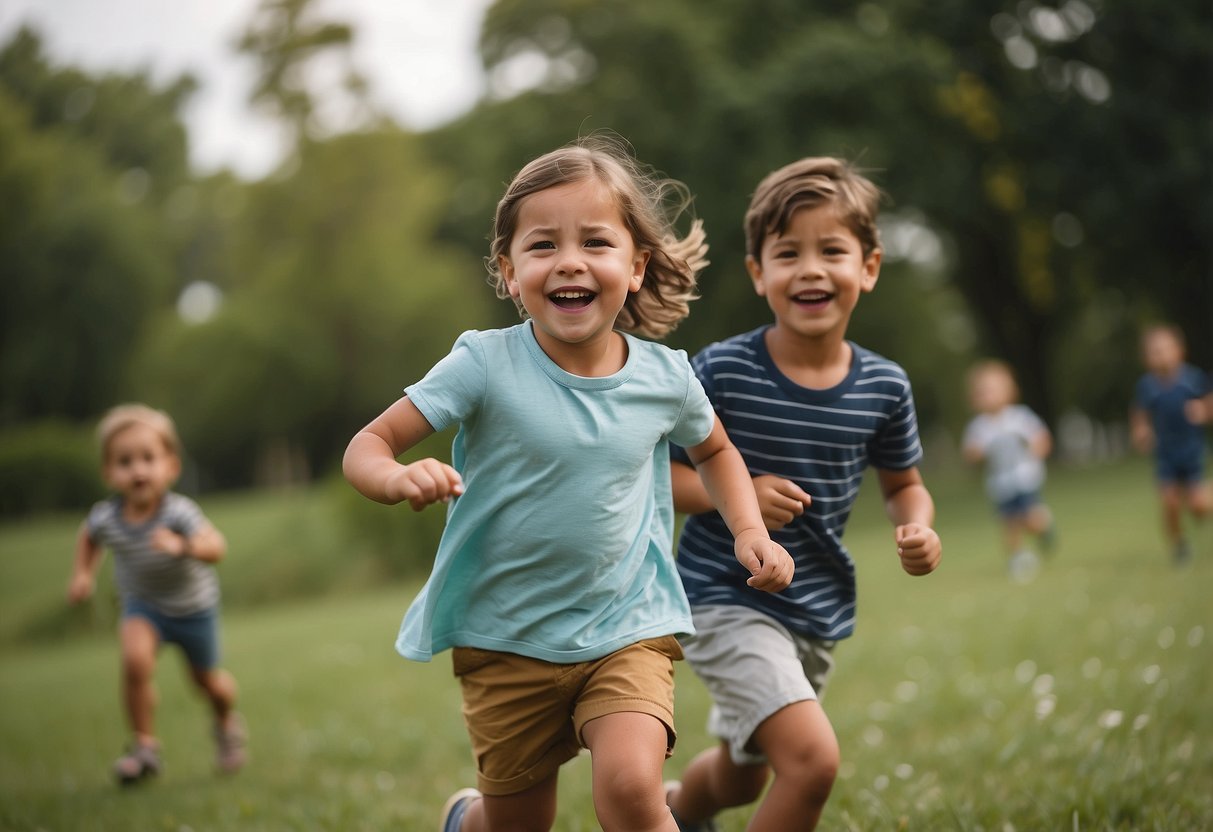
[{"xmin": 673, "ymin": 326, "xmax": 923, "ymax": 640}]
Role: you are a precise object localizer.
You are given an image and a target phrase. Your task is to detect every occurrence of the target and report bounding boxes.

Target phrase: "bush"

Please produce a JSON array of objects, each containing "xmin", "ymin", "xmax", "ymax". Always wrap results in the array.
[{"xmin": 0, "ymin": 421, "xmax": 103, "ymax": 517}]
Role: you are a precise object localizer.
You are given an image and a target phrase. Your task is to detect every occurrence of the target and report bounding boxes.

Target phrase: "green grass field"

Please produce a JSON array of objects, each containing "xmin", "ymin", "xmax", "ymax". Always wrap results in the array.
[{"xmin": 1, "ymin": 458, "xmax": 1210, "ymax": 830}]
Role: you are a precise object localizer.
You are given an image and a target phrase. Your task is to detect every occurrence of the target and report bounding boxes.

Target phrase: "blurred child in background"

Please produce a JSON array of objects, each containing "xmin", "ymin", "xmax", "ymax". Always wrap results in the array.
[
  {"xmin": 343, "ymin": 137, "xmax": 793, "ymax": 832},
  {"xmin": 962, "ymin": 359, "xmax": 1056, "ymax": 581},
  {"xmin": 67, "ymin": 404, "xmax": 246, "ymax": 784},
  {"xmin": 1130, "ymin": 324, "xmax": 1213, "ymax": 564},
  {"xmin": 664, "ymin": 157, "xmax": 941, "ymax": 832}
]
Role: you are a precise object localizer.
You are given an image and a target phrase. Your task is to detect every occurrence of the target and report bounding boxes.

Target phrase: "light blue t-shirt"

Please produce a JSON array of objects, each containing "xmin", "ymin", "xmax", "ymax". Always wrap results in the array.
[{"xmin": 397, "ymin": 321, "xmax": 716, "ymax": 663}]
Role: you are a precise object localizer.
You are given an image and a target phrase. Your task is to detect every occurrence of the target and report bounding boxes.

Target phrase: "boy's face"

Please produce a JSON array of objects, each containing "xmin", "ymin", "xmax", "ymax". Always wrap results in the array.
[
  {"xmin": 103, "ymin": 423, "xmax": 180, "ymax": 510},
  {"xmin": 1142, "ymin": 330, "xmax": 1183, "ymax": 375},
  {"xmin": 969, "ymin": 368, "xmax": 1015, "ymax": 414},
  {"xmin": 746, "ymin": 204, "xmax": 880, "ymax": 345}
]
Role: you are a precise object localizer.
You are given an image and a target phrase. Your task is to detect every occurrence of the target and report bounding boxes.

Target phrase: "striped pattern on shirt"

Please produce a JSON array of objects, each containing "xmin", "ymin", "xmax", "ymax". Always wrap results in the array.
[
  {"xmin": 673, "ymin": 327, "xmax": 922, "ymax": 640},
  {"xmin": 87, "ymin": 492, "xmax": 219, "ymax": 616}
]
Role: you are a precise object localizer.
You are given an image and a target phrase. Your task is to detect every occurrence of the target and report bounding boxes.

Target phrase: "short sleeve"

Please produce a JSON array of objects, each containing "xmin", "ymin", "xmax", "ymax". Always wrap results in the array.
[
  {"xmin": 404, "ymin": 331, "xmax": 488, "ymax": 432},
  {"xmin": 870, "ymin": 383, "xmax": 924, "ymax": 471},
  {"xmin": 164, "ymin": 494, "xmax": 206, "ymax": 537},
  {"xmin": 669, "ymin": 357, "xmax": 715, "ymax": 450}
]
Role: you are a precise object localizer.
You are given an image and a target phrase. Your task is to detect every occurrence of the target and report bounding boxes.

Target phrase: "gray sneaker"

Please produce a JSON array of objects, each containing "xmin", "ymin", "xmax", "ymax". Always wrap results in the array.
[{"xmin": 665, "ymin": 780, "xmax": 720, "ymax": 832}]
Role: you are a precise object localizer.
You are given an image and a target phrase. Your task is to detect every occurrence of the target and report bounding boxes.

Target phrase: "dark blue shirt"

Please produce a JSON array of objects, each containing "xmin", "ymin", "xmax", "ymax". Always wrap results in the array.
[
  {"xmin": 1134, "ymin": 364, "xmax": 1211, "ymax": 463},
  {"xmin": 673, "ymin": 327, "xmax": 922, "ymax": 640}
]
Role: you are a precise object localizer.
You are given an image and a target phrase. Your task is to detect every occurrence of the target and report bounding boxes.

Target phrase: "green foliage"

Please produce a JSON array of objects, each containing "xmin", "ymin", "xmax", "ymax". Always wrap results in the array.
[
  {"xmin": 0, "ymin": 29, "xmax": 193, "ymax": 427},
  {"xmin": 136, "ymin": 131, "xmax": 492, "ymax": 486},
  {"xmin": 0, "ymin": 422, "xmax": 102, "ymax": 517}
]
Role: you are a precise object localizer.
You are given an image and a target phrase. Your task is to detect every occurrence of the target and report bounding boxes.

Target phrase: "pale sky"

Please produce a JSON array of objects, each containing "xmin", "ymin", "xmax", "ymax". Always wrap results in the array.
[{"xmin": 0, "ymin": 0, "xmax": 493, "ymax": 178}]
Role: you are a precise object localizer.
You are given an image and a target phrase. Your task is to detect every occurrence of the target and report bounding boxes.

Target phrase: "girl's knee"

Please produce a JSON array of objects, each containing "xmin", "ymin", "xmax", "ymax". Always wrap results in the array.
[{"xmin": 593, "ymin": 768, "xmax": 668, "ymax": 829}]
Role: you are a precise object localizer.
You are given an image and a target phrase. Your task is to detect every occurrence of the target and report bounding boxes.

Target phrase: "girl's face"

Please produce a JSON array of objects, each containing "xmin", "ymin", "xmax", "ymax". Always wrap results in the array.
[
  {"xmin": 103, "ymin": 423, "xmax": 179, "ymax": 510},
  {"xmin": 498, "ymin": 177, "xmax": 649, "ymax": 367},
  {"xmin": 746, "ymin": 204, "xmax": 880, "ymax": 347}
]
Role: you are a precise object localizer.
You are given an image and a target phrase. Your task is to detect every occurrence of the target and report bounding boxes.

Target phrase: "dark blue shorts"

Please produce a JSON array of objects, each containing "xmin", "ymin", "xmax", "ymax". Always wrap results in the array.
[
  {"xmin": 123, "ymin": 598, "xmax": 220, "ymax": 671},
  {"xmin": 995, "ymin": 490, "xmax": 1042, "ymax": 519},
  {"xmin": 1155, "ymin": 454, "xmax": 1205, "ymax": 486}
]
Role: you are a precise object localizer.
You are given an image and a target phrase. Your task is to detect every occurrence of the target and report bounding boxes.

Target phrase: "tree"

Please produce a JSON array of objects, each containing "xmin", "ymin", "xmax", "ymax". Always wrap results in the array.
[
  {"xmin": 427, "ymin": 0, "xmax": 1213, "ymax": 426},
  {"xmin": 0, "ymin": 28, "xmax": 201, "ymax": 426}
]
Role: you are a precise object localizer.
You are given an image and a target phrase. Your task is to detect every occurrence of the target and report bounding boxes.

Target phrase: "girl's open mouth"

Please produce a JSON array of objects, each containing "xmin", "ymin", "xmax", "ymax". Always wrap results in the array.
[{"xmin": 550, "ymin": 289, "xmax": 596, "ymax": 309}]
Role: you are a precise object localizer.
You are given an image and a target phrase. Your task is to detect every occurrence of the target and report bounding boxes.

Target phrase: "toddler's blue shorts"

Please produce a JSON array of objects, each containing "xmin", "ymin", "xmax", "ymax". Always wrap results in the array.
[
  {"xmin": 996, "ymin": 490, "xmax": 1042, "ymax": 519},
  {"xmin": 123, "ymin": 598, "xmax": 220, "ymax": 671}
]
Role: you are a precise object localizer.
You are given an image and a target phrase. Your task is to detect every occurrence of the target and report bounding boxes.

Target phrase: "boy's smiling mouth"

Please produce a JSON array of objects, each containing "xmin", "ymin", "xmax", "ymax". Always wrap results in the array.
[
  {"xmin": 550, "ymin": 288, "xmax": 597, "ymax": 309},
  {"xmin": 792, "ymin": 290, "xmax": 833, "ymax": 308}
]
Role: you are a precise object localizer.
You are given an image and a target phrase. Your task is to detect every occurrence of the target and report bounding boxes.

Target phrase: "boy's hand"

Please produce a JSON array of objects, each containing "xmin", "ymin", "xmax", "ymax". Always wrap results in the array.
[
  {"xmin": 67, "ymin": 572, "xmax": 94, "ymax": 604},
  {"xmin": 1185, "ymin": 398, "xmax": 1210, "ymax": 426},
  {"xmin": 734, "ymin": 529, "xmax": 795, "ymax": 592},
  {"xmin": 752, "ymin": 475, "xmax": 812, "ymax": 531},
  {"xmin": 150, "ymin": 526, "xmax": 189, "ymax": 557},
  {"xmin": 388, "ymin": 458, "xmax": 464, "ymax": 511},
  {"xmin": 895, "ymin": 524, "xmax": 941, "ymax": 576}
]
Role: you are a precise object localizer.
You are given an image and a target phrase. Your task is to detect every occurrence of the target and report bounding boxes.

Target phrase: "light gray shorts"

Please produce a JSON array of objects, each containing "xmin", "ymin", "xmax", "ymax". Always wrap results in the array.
[{"xmin": 680, "ymin": 604, "xmax": 835, "ymax": 766}]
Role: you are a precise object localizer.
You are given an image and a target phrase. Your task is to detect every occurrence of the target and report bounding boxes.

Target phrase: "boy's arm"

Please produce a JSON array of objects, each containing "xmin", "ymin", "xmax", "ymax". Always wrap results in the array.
[
  {"xmin": 150, "ymin": 522, "xmax": 227, "ymax": 563},
  {"xmin": 1030, "ymin": 423, "xmax": 1053, "ymax": 460},
  {"xmin": 672, "ymin": 461, "xmax": 811, "ymax": 531},
  {"xmin": 684, "ymin": 418, "xmax": 794, "ymax": 592},
  {"xmin": 876, "ymin": 467, "xmax": 941, "ymax": 577},
  {"xmin": 67, "ymin": 522, "xmax": 104, "ymax": 604},
  {"xmin": 343, "ymin": 395, "xmax": 463, "ymax": 511},
  {"xmin": 1129, "ymin": 406, "xmax": 1153, "ymax": 453}
]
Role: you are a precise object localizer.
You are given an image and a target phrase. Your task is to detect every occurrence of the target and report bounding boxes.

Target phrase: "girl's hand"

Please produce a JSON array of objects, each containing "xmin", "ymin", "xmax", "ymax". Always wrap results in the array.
[
  {"xmin": 734, "ymin": 530, "xmax": 795, "ymax": 592},
  {"xmin": 67, "ymin": 572, "xmax": 94, "ymax": 604},
  {"xmin": 388, "ymin": 458, "xmax": 464, "ymax": 511},
  {"xmin": 895, "ymin": 524, "xmax": 941, "ymax": 576},
  {"xmin": 752, "ymin": 475, "xmax": 812, "ymax": 531}
]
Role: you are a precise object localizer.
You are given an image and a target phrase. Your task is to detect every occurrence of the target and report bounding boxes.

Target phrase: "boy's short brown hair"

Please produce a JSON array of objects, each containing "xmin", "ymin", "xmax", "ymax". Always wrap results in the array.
[
  {"xmin": 744, "ymin": 157, "xmax": 884, "ymax": 261},
  {"xmin": 96, "ymin": 403, "xmax": 181, "ymax": 461}
]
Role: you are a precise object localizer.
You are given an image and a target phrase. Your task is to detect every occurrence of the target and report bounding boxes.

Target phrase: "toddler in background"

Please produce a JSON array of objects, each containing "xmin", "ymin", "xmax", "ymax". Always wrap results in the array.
[
  {"xmin": 1130, "ymin": 324, "xmax": 1212, "ymax": 564},
  {"xmin": 67, "ymin": 403, "xmax": 246, "ymax": 784},
  {"xmin": 962, "ymin": 360, "xmax": 1056, "ymax": 581}
]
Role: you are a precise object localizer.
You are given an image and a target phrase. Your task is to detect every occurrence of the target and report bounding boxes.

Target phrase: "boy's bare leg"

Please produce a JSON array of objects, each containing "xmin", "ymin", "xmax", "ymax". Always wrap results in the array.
[
  {"xmin": 668, "ymin": 700, "xmax": 837, "ymax": 832},
  {"xmin": 668, "ymin": 743, "xmax": 769, "ymax": 820},
  {"xmin": 747, "ymin": 700, "xmax": 839, "ymax": 832},
  {"xmin": 460, "ymin": 774, "xmax": 558, "ymax": 832},
  {"xmin": 119, "ymin": 617, "xmax": 160, "ymax": 744},
  {"xmin": 1159, "ymin": 483, "xmax": 1185, "ymax": 546},
  {"xmin": 583, "ymin": 712, "xmax": 679, "ymax": 832},
  {"xmin": 189, "ymin": 666, "xmax": 237, "ymax": 724}
]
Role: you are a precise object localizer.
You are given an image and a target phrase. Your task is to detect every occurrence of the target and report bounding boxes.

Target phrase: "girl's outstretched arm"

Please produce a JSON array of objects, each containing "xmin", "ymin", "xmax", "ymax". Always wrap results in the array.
[
  {"xmin": 686, "ymin": 418, "xmax": 794, "ymax": 592},
  {"xmin": 343, "ymin": 396, "xmax": 463, "ymax": 511}
]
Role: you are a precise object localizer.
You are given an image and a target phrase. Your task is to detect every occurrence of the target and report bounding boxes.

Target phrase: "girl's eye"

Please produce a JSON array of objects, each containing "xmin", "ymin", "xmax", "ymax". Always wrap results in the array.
[
  {"xmin": 584, "ymin": 238, "xmax": 610, "ymax": 248},
  {"xmin": 527, "ymin": 240, "xmax": 555, "ymax": 251}
]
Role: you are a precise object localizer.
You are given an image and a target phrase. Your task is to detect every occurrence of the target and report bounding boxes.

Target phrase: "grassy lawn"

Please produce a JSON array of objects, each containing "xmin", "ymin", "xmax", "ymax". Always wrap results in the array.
[{"xmin": 1, "ymin": 457, "xmax": 1210, "ymax": 830}]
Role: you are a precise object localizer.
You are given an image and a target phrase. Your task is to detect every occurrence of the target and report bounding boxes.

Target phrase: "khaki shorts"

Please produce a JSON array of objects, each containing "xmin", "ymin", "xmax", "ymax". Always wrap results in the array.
[{"xmin": 452, "ymin": 635, "xmax": 683, "ymax": 796}]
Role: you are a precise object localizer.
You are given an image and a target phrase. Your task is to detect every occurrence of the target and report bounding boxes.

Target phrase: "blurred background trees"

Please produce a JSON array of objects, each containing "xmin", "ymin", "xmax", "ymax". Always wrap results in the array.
[{"xmin": 1, "ymin": 0, "xmax": 1209, "ymax": 512}]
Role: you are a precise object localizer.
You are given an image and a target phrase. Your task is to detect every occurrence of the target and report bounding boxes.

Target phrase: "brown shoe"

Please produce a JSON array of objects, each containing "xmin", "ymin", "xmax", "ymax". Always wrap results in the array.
[{"xmin": 214, "ymin": 712, "xmax": 248, "ymax": 774}]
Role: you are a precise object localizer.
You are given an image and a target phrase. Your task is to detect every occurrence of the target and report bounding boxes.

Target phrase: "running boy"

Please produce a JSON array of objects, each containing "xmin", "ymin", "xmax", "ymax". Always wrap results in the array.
[
  {"xmin": 67, "ymin": 404, "xmax": 246, "ymax": 784},
  {"xmin": 962, "ymin": 359, "xmax": 1056, "ymax": 581},
  {"xmin": 665, "ymin": 157, "xmax": 942, "ymax": 831},
  {"xmin": 1130, "ymin": 324, "xmax": 1212, "ymax": 564},
  {"xmin": 343, "ymin": 137, "xmax": 793, "ymax": 832}
]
